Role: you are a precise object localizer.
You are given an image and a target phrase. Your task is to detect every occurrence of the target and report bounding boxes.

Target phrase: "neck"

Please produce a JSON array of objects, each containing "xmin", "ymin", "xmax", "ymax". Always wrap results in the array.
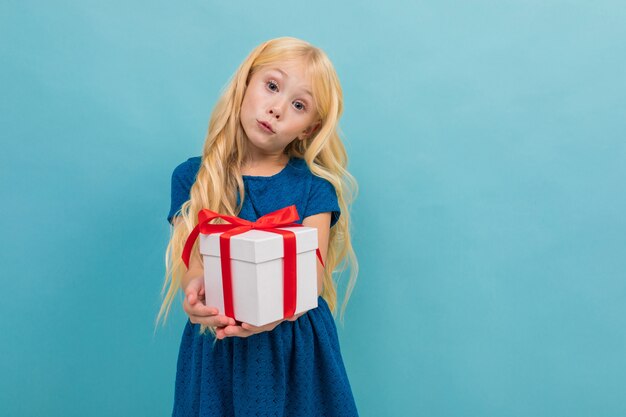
[
  {"xmin": 244, "ymin": 153, "xmax": 289, "ymax": 167},
  {"xmin": 241, "ymin": 149, "xmax": 290, "ymax": 176}
]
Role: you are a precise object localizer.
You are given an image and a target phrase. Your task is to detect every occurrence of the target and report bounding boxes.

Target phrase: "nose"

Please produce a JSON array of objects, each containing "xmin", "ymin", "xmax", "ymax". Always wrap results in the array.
[
  {"xmin": 268, "ymin": 107, "xmax": 280, "ymax": 120},
  {"xmin": 268, "ymin": 100, "xmax": 285, "ymax": 120}
]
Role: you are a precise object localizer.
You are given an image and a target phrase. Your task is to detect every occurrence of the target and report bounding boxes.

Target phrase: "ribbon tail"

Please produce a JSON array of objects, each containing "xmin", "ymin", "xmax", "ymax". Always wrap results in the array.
[
  {"xmin": 181, "ymin": 224, "xmax": 202, "ymax": 268},
  {"xmin": 315, "ymin": 248, "xmax": 325, "ymax": 268}
]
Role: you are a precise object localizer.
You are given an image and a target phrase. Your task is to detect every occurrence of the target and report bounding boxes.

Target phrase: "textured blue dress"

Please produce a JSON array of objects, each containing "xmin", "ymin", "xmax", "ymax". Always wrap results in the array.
[{"xmin": 167, "ymin": 156, "xmax": 359, "ymax": 417}]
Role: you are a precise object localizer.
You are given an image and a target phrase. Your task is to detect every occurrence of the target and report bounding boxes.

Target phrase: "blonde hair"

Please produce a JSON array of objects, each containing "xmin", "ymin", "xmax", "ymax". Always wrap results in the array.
[{"xmin": 156, "ymin": 37, "xmax": 358, "ymax": 334}]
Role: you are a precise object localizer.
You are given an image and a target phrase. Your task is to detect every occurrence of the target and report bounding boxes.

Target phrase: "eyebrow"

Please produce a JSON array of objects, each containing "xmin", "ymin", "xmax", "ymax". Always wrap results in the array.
[{"xmin": 269, "ymin": 68, "xmax": 313, "ymax": 98}]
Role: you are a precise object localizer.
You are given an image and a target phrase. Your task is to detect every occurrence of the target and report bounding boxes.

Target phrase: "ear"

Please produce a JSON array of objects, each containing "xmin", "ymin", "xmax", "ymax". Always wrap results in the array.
[{"xmin": 299, "ymin": 120, "xmax": 322, "ymax": 140}]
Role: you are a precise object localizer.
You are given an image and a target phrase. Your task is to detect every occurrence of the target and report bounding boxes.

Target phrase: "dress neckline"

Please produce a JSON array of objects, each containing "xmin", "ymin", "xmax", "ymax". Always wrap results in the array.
[{"xmin": 242, "ymin": 156, "xmax": 294, "ymax": 180}]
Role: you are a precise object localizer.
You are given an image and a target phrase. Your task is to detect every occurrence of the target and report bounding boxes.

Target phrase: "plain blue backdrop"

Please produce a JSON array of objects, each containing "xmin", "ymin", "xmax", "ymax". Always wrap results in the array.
[{"xmin": 2, "ymin": 1, "xmax": 625, "ymax": 416}]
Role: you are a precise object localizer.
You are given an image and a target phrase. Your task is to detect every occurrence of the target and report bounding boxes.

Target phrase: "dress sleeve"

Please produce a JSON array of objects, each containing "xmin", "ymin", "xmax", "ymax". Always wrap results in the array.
[
  {"xmin": 167, "ymin": 160, "xmax": 195, "ymax": 225},
  {"xmin": 304, "ymin": 175, "xmax": 341, "ymax": 228}
]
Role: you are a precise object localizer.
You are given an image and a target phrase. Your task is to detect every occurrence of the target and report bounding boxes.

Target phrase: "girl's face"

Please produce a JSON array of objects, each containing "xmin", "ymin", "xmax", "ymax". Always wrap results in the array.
[{"xmin": 240, "ymin": 59, "xmax": 320, "ymax": 158}]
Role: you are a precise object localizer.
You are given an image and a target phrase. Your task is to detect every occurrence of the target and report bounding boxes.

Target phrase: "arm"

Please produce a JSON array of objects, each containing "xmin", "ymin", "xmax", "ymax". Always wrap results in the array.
[{"xmin": 302, "ymin": 212, "xmax": 331, "ymax": 297}]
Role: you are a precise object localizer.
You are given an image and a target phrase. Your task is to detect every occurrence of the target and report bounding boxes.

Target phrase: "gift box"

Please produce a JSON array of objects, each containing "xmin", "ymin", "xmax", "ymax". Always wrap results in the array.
[
  {"xmin": 182, "ymin": 206, "xmax": 323, "ymax": 328},
  {"xmin": 199, "ymin": 227, "xmax": 319, "ymax": 327}
]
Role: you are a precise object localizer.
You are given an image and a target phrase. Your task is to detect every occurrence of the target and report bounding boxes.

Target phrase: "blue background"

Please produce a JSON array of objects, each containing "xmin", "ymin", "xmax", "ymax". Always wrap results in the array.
[{"xmin": 2, "ymin": 1, "xmax": 625, "ymax": 416}]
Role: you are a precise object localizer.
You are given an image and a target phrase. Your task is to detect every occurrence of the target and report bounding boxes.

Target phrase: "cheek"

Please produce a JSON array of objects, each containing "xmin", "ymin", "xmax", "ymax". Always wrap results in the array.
[
  {"xmin": 242, "ymin": 89, "xmax": 264, "ymax": 112},
  {"xmin": 241, "ymin": 94, "xmax": 255, "ymax": 116}
]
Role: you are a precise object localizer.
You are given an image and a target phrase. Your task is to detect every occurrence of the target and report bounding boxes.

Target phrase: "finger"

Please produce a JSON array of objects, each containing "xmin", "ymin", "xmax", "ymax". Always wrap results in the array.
[
  {"xmin": 241, "ymin": 318, "xmax": 282, "ymax": 332},
  {"xmin": 193, "ymin": 305, "xmax": 220, "ymax": 316},
  {"xmin": 184, "ymin": 300, "xmax": 224, "ymax": 319},
  {"xmin": 186, "ymin": 287, "xmax": 203, "ymax": 306},
  {"xmin": 186, "ymin": 291, "xmax": 197, "ymax": 305},
  {"xmin": 185, "ymin": 300, "xmax": 219, "ymax": 317},
  {"xmin": 182, "ymin": 299, "xmax": 197, "ymax": 316},
  {"xmin": 214, "ymin": 325, "xmax": 237, "ymax": 339},
  {"xmin": 241, "ymin": 322, "xmax": 261, "ymax": 331},
  {"xmin": 189, "ymin": 314, "xmax": 235, "ymax": 327},
  {"xmin": 222, "ymin": 325, "xmax": 253, "ymax": 338},
  {"xmin": 185, "ymin": 278, "xmax": 204, "ymax": 304}
]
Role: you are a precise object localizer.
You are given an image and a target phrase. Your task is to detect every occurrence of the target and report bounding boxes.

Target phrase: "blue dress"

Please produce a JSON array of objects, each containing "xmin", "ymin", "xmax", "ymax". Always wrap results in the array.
[{"xmin": 167, "ymin": 156, "xmax": 359, "ymax": 417}]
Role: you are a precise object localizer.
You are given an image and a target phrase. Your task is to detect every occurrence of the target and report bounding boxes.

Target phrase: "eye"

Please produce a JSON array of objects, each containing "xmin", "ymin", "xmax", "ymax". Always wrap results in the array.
[
  {"xmin": 267, "ymin": 80, "xmax": 279, "ymax": 92},
  {"xmin": 293, "ymin": 101, "xmax": 306, "ymax": 111}
]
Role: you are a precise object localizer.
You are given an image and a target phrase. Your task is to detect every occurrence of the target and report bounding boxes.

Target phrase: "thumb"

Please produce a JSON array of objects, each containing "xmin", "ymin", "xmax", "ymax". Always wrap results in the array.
[
  {"xmin": 186, "ymin": 280, "xmax": 200, "ymax": 304},
  {"xmin": 186, "ymin": 291, "xmax": 196, "ymax": 305}
]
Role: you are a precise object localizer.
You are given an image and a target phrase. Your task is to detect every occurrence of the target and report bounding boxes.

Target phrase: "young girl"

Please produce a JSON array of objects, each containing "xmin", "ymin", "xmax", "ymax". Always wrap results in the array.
[{"xmin": 157, "ymin": 36, "xmax": 359, "ymax": 416}]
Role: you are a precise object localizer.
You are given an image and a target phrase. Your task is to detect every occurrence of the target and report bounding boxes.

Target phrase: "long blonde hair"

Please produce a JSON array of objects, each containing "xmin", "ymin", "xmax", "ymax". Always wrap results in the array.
[{"xmin": 156, "ymin": 37, "xmax": 358, "ymax": 334}]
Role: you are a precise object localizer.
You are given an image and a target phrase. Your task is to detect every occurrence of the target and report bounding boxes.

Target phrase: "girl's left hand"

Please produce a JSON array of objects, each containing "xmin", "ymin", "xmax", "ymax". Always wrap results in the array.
[{"xmin": 215, "ymin": 312, "xmax": 305, "ymax": 339}]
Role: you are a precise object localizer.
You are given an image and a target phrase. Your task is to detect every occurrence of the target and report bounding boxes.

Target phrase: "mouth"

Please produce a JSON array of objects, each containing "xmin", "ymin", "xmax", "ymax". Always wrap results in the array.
[{"xmin": 257, "ymin": 120, "xmax": 275, "ymax": 133}]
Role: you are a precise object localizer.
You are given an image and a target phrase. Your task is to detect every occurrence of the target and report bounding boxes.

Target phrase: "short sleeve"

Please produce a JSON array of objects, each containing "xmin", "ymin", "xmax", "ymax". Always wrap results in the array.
[
  {"xmin": 304, "ymin": 175, "xmax": 341, "ymax": 228},
  {"xmin": 166, "ymin": 158, "xmax": 199, "ymax": 225}
]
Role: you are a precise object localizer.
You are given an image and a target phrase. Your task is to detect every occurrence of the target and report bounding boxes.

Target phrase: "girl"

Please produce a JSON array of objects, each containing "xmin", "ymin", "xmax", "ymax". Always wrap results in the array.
[{"xmin": 157, "ymin": 36, "xmax": 359, "ymax": 417}]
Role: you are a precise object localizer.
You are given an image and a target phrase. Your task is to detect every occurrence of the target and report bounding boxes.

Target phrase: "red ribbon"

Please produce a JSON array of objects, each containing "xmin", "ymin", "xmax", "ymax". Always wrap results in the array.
[{"xmin": 182, "ymin": 205, "xmax": 324, "ymax": 319}]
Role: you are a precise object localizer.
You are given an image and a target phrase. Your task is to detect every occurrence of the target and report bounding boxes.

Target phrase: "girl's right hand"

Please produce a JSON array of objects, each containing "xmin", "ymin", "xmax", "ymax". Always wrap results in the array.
[{"xmin": 183, "ymin": 276, "xmax": 236, "ymax": 328}]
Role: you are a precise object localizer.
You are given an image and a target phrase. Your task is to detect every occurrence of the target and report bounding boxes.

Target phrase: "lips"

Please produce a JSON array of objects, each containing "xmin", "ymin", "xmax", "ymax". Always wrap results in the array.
[{"xmin": 257, "ymin": 120, "xmax": 274, "ymax": 133}]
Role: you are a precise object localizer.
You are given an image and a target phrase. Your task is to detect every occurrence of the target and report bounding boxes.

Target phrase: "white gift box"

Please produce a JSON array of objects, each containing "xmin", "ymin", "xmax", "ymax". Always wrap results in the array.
[{"xmin": 199, "ymin": 226, "xmax": 319, "ymax": 327}]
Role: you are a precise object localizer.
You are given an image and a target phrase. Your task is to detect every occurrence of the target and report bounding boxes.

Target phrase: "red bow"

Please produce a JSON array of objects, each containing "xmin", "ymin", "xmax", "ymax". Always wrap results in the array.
[{"xmin": 182, "ymin": 205, "xmax": 324, "ymax": 319}]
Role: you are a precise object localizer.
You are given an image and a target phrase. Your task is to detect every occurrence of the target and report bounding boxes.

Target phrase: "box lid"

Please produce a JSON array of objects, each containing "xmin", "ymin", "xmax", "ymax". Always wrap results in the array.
[{"xmin": 199, "ymin": 226, "xmax": 318, "ymax": 263}]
